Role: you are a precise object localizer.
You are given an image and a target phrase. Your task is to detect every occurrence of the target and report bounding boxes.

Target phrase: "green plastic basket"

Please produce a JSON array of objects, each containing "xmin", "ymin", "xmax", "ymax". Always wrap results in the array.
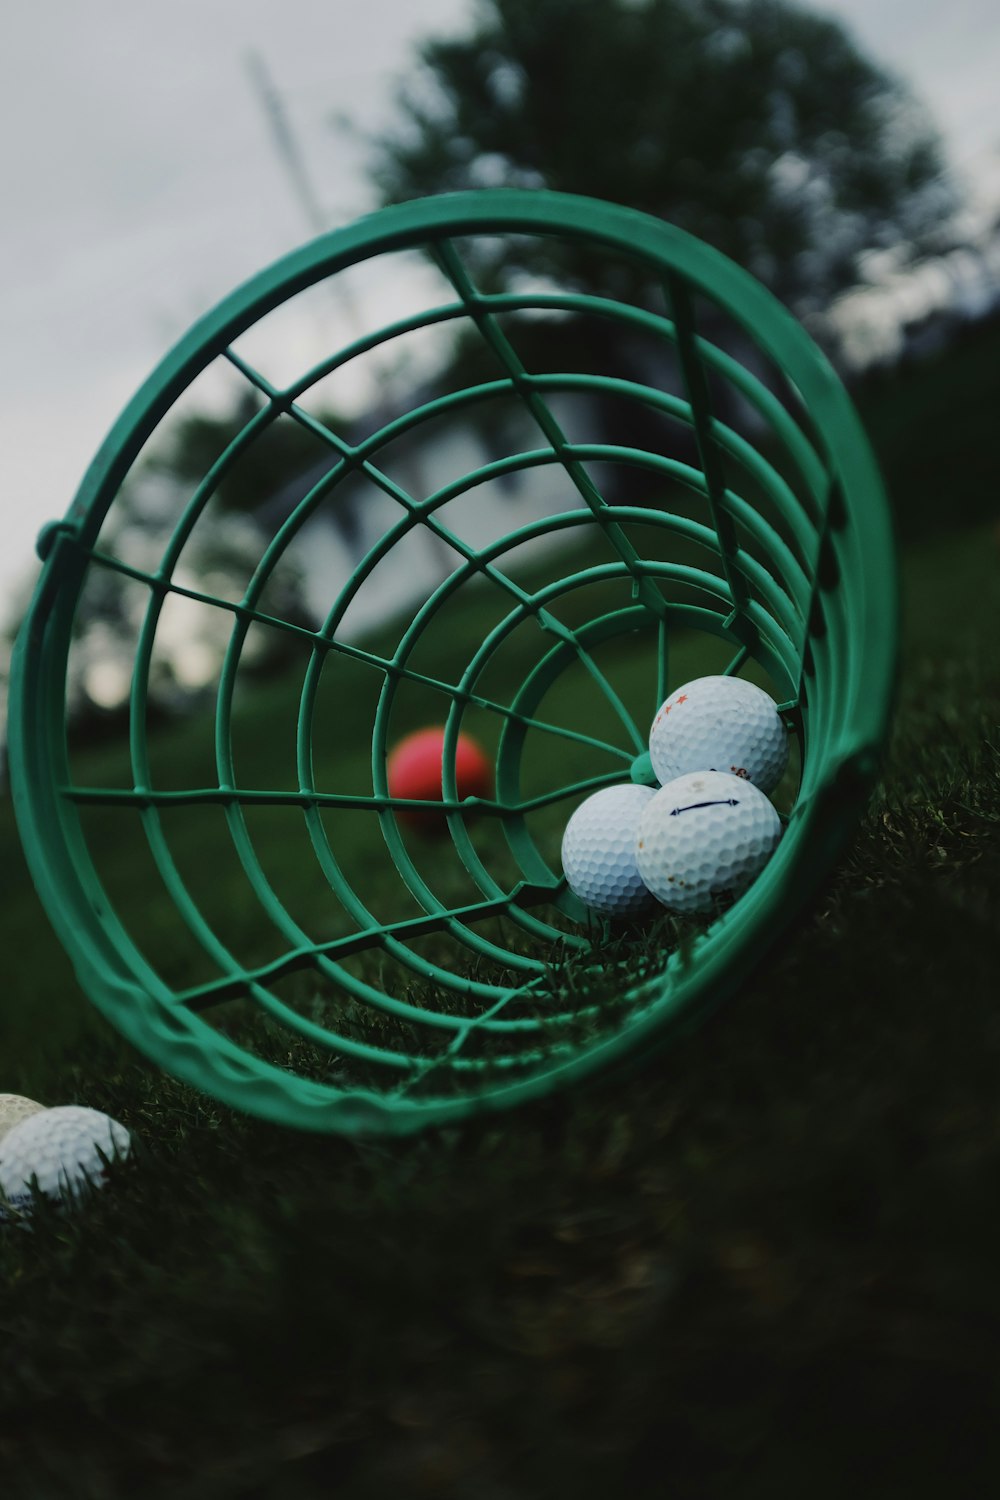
[{"xmin": 9, "ymin": 191, "xmax": 897, "ymax": 1134}]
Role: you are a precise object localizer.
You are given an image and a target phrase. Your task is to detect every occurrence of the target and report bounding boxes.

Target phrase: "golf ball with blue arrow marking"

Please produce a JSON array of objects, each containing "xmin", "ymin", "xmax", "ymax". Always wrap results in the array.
[{"xmin": 635, "ymin": 770, "xmax": 782, "ymax": 914}]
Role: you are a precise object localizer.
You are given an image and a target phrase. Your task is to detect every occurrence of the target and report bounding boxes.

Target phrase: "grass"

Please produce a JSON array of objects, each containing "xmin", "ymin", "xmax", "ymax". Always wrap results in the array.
[
  {"xmin": 852, "ymin": 314, "xmax": 1000, "ymax": 542},
  {"xmin": 2, "ymin": 325, "xmax": 1000, "ymax": 1496}
]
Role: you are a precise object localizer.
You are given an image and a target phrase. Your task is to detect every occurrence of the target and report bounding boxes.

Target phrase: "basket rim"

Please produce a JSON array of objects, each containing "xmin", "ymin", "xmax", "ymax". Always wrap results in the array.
[{"xmin": 8, "ymin": 189, "xmax": 898, "ymax": 1133}]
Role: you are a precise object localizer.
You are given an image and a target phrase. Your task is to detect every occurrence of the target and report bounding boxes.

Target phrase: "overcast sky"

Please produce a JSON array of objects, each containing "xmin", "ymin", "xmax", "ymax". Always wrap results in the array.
[{"xmin": 2, "ymin": 0, "xmax": 999, "ymax": 624}]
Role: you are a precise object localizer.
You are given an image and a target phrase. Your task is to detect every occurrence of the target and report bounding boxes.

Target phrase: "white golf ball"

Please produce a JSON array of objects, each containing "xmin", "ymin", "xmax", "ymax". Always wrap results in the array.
[
  {"xmin": 0, "ymin": 1105, "xmax": 131, "ymax": 1209},
  {"xmin": 649, "ymin": 675, "xmax": 788, "ymax": 794},
  {"xmin": 635, "ymin": 770, "xmax": 782, "ymax": 915},
  {"xmin": 0, "ymin": 1094, "xmax": 45, "ymax": 1147},
  {"xmin": 561, "ymin": 783, "xmax": 658, "ymax": 917}
]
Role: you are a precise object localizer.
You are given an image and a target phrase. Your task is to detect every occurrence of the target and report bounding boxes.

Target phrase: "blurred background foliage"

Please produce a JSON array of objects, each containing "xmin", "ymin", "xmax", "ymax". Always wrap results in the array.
[
  {"xmin": 368, "ymin": 0, "xmax": 960, "ymax": 313},
  {"xmin": 4, "ymin": 0, "xmax": 996, "ymax": 742}
]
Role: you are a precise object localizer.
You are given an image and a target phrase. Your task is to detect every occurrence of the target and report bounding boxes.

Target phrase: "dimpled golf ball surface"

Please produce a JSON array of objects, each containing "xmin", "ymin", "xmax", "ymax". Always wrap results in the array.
[
  {"xmin": 0, "ymin": 1094, "xmax": 45, "ymax": 1146},
  {"xmin": 0, "ymin": 1105, "xmax": 130, "ymax": 1208},
  {"xmin": 635, "ymin": 771, "xmax": 782, "ymax": 914},
  {"xmin": 649, "ymin": 676, "xmax": 788, "ymax": 794},
  {"xmin": 561, "ymin": 784, "xmax": 658, "ymax": 917}
]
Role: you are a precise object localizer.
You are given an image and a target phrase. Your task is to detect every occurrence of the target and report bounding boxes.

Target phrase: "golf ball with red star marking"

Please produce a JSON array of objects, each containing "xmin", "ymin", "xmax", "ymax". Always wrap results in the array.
[{"xmin": 648, "ymin": 676, "xmax": 788, "ymax": 793}]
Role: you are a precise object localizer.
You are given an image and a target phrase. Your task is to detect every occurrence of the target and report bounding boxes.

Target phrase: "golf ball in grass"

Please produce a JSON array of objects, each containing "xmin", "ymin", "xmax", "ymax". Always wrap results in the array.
[
  {"xmin": 649, "ymin": 676, "xmax": 788, "ymax": 794},
  {"xmin": 635, "ymin": 770, "xmax": 782, "ymax": 915},
  {"xmin": 561, "ymin": 784, "xmax": 658, "ymax": 917},
  {"xmin": 0, "ymin": 1105, "xmax": 131, "ymax": 1210},
  {"xmin": 386, "ymin": 726, "xmax": 493, "ymax": 834},
  {"xmin": 0, "ymin": 1094, "xmax": 45, "ymax": 1146}
]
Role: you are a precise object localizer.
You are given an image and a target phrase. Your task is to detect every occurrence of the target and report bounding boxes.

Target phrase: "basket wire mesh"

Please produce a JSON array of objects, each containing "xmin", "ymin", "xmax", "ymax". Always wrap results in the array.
[{"xmin": 9, "ymin": 191, "xmax": 897, "ymax": 1133}]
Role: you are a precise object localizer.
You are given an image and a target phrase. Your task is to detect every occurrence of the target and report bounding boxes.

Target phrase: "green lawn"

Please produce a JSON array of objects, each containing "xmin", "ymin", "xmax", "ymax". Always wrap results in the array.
[{"xmin": 2, "ymin": 325, "xmax": 1000, "ymax": 1497}]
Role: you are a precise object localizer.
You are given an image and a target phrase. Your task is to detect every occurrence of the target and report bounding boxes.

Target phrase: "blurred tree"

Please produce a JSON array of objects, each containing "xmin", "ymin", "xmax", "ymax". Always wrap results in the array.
[
  {"xmin": 369, "ymin": 0, "xmax": 958, "ymax": 314},
  {"xmin": 0, "ymin": 415, "xmax": 325, "ymax": 741},
  {"xmin": 146, "ymin": 390, "xmax": 369, "ymax": 557},
  {"xmin": 148, "ymin": 392, "xmax": 342, "ymax": 514},
  {"xmin": 55, "ymin": 478, "xmax": 315, "ymax": 733}
]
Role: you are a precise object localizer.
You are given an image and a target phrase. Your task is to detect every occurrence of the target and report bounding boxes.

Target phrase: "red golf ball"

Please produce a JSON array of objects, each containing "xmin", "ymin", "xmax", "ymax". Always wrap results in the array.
[{"xmin": 386, "ymin": 727, "xmax": 493, "ymax": 834}]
